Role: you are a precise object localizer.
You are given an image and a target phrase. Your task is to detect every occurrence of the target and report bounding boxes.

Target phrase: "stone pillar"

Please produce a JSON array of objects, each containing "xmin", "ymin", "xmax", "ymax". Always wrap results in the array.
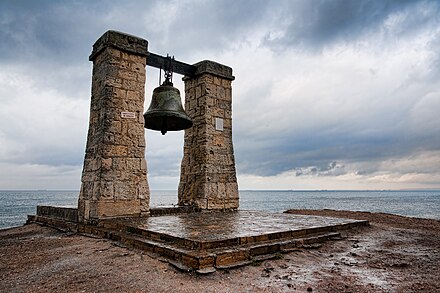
[
  {"xmin": 78, "ymin": 31, "xmax": 150, "ymax": 222},
  {"xmin": 178, "ymin": 61, "xmax": 239, "ymax": 210}
]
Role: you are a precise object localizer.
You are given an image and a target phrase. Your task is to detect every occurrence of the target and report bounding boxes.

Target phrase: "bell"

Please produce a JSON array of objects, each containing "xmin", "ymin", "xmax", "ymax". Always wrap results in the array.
[{"xmin": 144, "ymin": 83, "xmax": 193, "ymax": 135}]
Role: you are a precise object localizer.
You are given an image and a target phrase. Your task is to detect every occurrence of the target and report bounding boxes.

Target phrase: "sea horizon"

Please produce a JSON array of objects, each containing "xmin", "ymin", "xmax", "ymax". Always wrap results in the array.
[
  {"xmin": 1, "ymin": 189, "xmax": 439, "ymax": 229},
  {"xmin": 1, "ymin": 188, "xmax": 439, "ymax": 192}
]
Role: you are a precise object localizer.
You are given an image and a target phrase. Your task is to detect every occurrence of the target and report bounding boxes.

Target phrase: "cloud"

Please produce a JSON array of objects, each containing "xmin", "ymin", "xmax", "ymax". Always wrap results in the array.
[
  {"xmin": 165, "ymin": 0, "xmax": 269, "ymax": 54},
  {"xmin": 0, "ymin": 0, "xmax": 439, "ymax": 190},
  {"xmin": 145, "ymin": 130, "xmax": 185, "ymax": 177},
  {"xmin": 0, "ymin": 67, "xmax": 89, "ymax": 165},
  {"xmin": 233, "ymin": 39, "xmax": 440, "ymax": 175},
  {"xmin": 0, "ymin": 162, "xmax": 82, "ymax": 190},
  {"xmin": 263, "ymin": 0, "xmax": 439, "ymax": 51},
  {"xmin": 238, "ymin": 151, "xmax": 440, "ymax": 190}
]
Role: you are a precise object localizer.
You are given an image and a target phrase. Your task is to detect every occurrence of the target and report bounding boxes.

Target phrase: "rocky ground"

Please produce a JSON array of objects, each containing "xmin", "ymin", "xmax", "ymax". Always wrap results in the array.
[{"xmin": 1, "ymin": 210, "xmax": 439, "ymax": 292}]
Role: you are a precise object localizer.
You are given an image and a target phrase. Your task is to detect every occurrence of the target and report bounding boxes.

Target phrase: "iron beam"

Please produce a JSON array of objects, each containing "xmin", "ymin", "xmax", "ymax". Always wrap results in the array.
[{"xmin": 147, "ymin": 52, "xmax": 196, "ymax": 77}]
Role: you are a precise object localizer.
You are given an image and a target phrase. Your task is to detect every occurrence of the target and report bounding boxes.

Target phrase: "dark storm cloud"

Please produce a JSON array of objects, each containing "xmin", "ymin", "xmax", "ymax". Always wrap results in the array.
[
  {"xmin": 0, "ymin": 1, "xmax": 95, "ymax": 63},
  {"xmin": 263, "ymin": 0, "xmax": 438, "ymax": 51},
  {"xmin": 0, "ymin": 0, "xmax": 170, "ymax": 68},
  {"xmin": 165, "ymin": 0, "xmax": 270, "ymax": 55},
  {"xmin": 235, "ymin": 111, "xmax": 440, "ymax": 177}
]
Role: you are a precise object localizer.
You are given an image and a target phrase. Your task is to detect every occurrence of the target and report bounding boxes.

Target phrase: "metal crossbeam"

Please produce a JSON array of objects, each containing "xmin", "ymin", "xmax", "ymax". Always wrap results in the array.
[{"xmin": 147, "ymin": 52, "xmax": 196, "ymax": 77}]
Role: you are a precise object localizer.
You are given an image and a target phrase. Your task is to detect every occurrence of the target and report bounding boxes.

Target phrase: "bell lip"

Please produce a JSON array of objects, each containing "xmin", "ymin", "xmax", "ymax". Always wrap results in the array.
[
  {"xmin": 143, "ymin": 110, "xmax": 193, "ymax": 120},
  {"xmin": 143, "ymin": 111, "xmax": 193, "ymax": 131}
]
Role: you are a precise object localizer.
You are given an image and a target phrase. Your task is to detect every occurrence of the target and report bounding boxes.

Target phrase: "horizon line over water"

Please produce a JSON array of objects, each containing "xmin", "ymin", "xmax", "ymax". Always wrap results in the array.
[
  {"xmin": 0, "ymin": 189, "xmax": 439, "ymax": 229},
  {"xmin": 2, "ymin": 188, "xmax": 440, "ymax": 191}
]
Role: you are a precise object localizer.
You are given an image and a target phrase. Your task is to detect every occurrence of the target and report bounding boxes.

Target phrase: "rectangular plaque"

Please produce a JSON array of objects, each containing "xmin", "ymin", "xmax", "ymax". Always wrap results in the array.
[
  {"xmin": 215, "ymin": 118, "xmax": 224, "ymax": 131},
  {"xmin": 121, "ymin": 111, "xmax": 136, "ymax": 119}
]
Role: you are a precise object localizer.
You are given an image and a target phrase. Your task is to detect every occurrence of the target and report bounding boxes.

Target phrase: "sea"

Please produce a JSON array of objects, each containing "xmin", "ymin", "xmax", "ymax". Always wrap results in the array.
[{"xmin": 0, "ymin": 190, "xmax": 439, "ymax": 229}]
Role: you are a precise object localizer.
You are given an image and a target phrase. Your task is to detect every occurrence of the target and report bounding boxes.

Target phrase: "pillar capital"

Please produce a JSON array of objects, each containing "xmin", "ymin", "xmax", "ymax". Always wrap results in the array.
[
  {"xmin": 190, "ymin": 60, "xmax": 235, "ymax": 81},
  {"xmin": 89, "ymin": 30, "xmax": 149, "ymax": 61}
]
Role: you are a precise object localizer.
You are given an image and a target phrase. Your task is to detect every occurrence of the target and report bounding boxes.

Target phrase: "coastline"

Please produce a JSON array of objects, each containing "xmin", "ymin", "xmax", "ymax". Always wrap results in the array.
[{"xmin": 1, "ymin": 210, "xmax": 439, "ymax": 292}]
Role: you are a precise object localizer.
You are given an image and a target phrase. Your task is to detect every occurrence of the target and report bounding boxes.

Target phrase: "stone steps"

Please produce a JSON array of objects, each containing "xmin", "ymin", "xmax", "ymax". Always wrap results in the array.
[
  {"xmin": 84, "ymin": 223, "xmax": 344, "ymax": 273},
  {"xmin": 28, "ymin": 210, "xmax": 369, "ymax": 274}
]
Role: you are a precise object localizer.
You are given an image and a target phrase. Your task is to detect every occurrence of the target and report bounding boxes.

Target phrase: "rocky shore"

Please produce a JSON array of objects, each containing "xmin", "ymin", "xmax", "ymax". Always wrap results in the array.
[{"xmin": 1, "ymin": 210, "xmax": 439, "ymax": 292}]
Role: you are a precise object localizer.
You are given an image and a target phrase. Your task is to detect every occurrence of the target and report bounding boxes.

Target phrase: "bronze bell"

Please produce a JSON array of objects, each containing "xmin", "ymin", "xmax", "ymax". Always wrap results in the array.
[
  {"xmin": 144, "ymin": 54, "xmax": 192, "ymax": 135},
  {"xmin": 144, "ymin": 81, "xmax": 193, "ymax": 135}
]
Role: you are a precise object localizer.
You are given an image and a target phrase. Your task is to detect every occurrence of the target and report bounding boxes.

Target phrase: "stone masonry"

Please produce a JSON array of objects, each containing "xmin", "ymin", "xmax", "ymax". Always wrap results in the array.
[
  {"xmin": 78, "ymin": 31, "xmax": 150, "ymax": 222},
  {"xmin": 178, "ymin": 61, "xmax": 239, "ymax": 210}
]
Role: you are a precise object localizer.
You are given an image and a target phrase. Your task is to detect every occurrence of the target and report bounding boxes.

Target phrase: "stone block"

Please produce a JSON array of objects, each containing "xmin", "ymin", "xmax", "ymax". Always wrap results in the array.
[
  {"xmin": 101, "ymin": 158, "xmax": 112, "ymax": 171},
  {"xmin": 96, "ymin": 199, "xmax": 141, "ymax": 218},
  {"xmin": 127, "ymin": 123, "xmax": 143, "ymax": 138},
  {"xmin": 126, "ymin": 90, "xmax": 142, "ymax": 100},
  {"xmin": 196, "ymin": 198, "xmax": 208, "ymax": 209},
  {"xmin": 102, "ymin": 145, "xmax": 128, "ymax": 157},
  {"xmin": 216, "ymin": 86, "xmax": 226, "ymax": 100},
  {"xmin": 140, "ymin": 198, "xmax": 149, "ymax": 214},
  {"xmin": 111, "ymin": 158, "xmax": 126, "ymax": 170},
  {"xmin": 126, "ymin": 158, "xmax": 140, "ymax": 170},
  {"xmin": 207, "ymin": 198, "xmax": 224, "ymax": 210},
  {"xmin": 212, "ymin": 135, "xmax": 224, "ymax": 147},
  {"xmin": 213, "ymin": 108, "xmax": 224, "ymax": 117},
  {"xmin": 198, "ymin": 255, "xmax": 215, "ymax": 269},
  {"xmin": 108, "ymin": 120, "xmax": 122, "ymax": 133},
  {"xmin": 130, "ymin": 62, "xmax": 145, "ymax": 73},
  {"xmin": 224, "ymin": 199, "xmax": 239, "ymax": 210},
  {"xmin": 140, "ymin": 158, "xmax": 147, "ymax": 170},
  {"xmin": 113, "ymin": 181, "xmax": 136, "ymax": 200},
  {"xmin": 138, "ymin": 181, "xmax": 149, "ymax": 199},
  {"xmin": 221, "ymin": 78, "xmax": 232, "ymax": 89},
  {"xmin": 127, "ymin": 146, "xmax": 144, "ymax": 158},
  {"xmin": 78, "ymin": 200, "xmax": 90, "ymax": 221},
  {"xmin": 100, "ymin": 181, "xmax": 114, "ymax": 199},
  {"xmin": 182, "ymin": 255, "xmax": 199, "ymax": 269},
  {"xmin": 122, "ymin": 79, "xmax": 143, "ymax": 91},
  {"xmin": 226, "ymin": 182, "xmax": 239, "ymax": 198},
  {"xmin": 113, "ymin": 88, "xmax": 127, "ymax": 99},
  {"xmin": 250, "ymin": 244, "xmax": 280, "ymax": 257},
  {"xmin": 217, "ymin": 183, "xmax": 226, "ymax": 197},
  {"xmin": 138, "ymin": 136, "xmax": 146, "ymax": 147},
  {"xmin": 206, "ymin": 183, "xmax": 218, "ymax": 197},
  {"xmin": 92, "ymin": 182, "xmax": 101, "ymax": 200},
  {"xmin": 215, "ymin": 250, "xmax": 249, "ymax": 267},
  {"xmin": 84, "ymin": 159, "xmax": 100, "ymax": 172},
  {"xmin": 103, "ymin": 132, "xmax": 115, "ymax": 143},
  {"xmin": 213, "ymin": 76, "xmax": 221, "ymax": 86},
  {"xmin": 103, "ymin": 77, "xmax": 123, "ymax": 88},
  {"xmin": 128, "ymin": 54, "xmax": 146, "ymax": 64},
  {"xmin": 223, "ymin": 118, "xmax": 231, "ymax": 128},
  {"xmin": 119, "ymin": 69, "xmax": 138, "ymax": 81}
]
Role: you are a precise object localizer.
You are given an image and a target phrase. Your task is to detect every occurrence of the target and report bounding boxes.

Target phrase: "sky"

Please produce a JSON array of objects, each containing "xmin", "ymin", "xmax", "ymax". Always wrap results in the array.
[{"xmin": 0, "ymin": 0, "xmax": 439, "ymax": 191}]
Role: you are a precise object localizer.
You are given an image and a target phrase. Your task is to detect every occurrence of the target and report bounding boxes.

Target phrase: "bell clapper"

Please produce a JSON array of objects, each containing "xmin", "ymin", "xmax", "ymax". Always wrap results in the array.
[{"xmin": 161, "ymin": 118, "xmax": 167, "ymax": 135}]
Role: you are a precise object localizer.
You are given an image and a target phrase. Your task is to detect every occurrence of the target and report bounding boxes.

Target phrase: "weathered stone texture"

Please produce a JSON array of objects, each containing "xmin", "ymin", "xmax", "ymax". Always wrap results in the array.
[
  {"xmin": 78, "ymin": 31, "xmax": 150, "ymax": 222},
  {"xmin": 178, "ymin": 61, "xmax": 239, "ymax": 210}
]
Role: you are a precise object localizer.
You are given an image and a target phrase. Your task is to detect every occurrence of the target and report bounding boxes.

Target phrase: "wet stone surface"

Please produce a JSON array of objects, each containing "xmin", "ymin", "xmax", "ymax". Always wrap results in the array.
[{"xmin": 115, "ymin": 210, "xmax": 365, "ymax": 242}]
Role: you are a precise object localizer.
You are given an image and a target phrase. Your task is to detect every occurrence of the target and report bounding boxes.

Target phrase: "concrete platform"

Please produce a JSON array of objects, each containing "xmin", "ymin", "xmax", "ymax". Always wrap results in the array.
[{"xmin": 28, "ymin": 207, "xmax": 369, "ymax": 273}]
